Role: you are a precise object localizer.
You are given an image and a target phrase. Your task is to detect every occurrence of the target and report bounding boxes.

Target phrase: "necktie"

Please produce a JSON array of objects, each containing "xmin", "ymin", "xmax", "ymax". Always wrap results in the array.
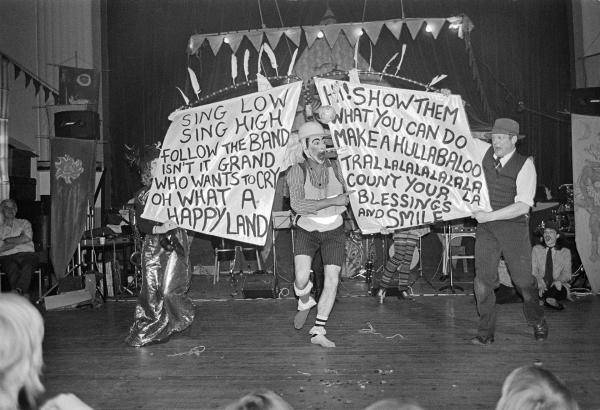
[
  {"xmin": 494, "ymin": 156, "xmax": 502, "ymax": 170},
  {"xmin": 544, "ymin": 247, "xmax": 553, "ymax": 288}
]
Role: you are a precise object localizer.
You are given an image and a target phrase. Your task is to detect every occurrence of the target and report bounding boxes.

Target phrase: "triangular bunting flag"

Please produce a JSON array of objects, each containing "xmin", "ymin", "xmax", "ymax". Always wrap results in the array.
[
  {"xmin": 33, "ymin": 79, "xmax": 41, "ymax": 95},
  {"xmin": 341, "ymin": 24, "xmax": 361, "ymax": 47},
  {"xmin": 44, "ymin": 88, "xmax": 51, "ymax": 102},
  {"xmin": 321, "ymin": 25, "xmax": 341, "ymax": 48},
  {"xmin": 13, "ymin": 65, "xmax": 21, "ymax": 80},
  {"xmin": 405, "ymin": 19, "xmax": 424, "ymax": 40},
  {"xmin": 256, "ymin": 73, "xmax": 272, "ymax": 91},
  {"xmin": 24, "ymin": 73, "xmax": 32, "ymax": 87},
  {"xmin": 385, "ymin": 20, "xmax": 404, "ymax": 39},
  {"xmin": 207, "ymin": 35, "xmax": 225, "ymax": 55},
  {"xmin": 425, "ymin": 18, "xmax": 446, "ymax": 39},
  {"xmin": 265, "ymin": 30, "xmax": 283, "ymax": 49},
  {"xmin": 188, "ymin": 35, "xmax": 205, "ymax": 54},
  {"xmin": 284, "ymin": 29, "xmax": 301, "ymax": 47},
  {"xmin": 362, "ymin": 21, "xmax": 384, "ymax": 44},
  {"xmin": 304, "ymin": 26, "xmax": 321, "ymax": 48},
  {"xmin": 228, "ymin": 35, "xmax": 244, "ymax": 54},
  {"xmin": 246, "ymin": 32, "xmax": 264, "ymax": 52}
]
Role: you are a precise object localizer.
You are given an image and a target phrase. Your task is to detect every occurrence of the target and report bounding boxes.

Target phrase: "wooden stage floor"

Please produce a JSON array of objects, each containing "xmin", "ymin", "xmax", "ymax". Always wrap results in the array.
[{"xmin": 39, "ymin": 279, "xmax": 600, "ymax": 410}]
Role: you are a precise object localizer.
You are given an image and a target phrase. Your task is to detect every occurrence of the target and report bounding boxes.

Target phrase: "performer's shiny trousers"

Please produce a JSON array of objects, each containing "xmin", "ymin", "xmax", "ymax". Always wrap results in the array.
[
  {"xmin": 474, "ymin": 220, "xmax": 544, "ymax": 338},
  {"xmin": 125, "ymin": 229, "xmax": 194, "ymax": 347}
]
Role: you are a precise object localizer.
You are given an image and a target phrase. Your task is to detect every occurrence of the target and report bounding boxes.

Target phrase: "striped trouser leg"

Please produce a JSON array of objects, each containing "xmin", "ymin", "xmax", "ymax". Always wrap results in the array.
[{"xmin": 379, "ymin": 232, "xmax": 419, "ymax": 289}]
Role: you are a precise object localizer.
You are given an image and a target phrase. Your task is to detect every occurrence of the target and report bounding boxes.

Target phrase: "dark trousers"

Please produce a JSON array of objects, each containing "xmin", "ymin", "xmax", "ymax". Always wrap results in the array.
[
  {"xmin": 0, "ymin": 252, "xmax": 39, "ymax": 292},
  {"xmin": 474, "ymin": 221, "xmax": 544, "ymax": 338}
]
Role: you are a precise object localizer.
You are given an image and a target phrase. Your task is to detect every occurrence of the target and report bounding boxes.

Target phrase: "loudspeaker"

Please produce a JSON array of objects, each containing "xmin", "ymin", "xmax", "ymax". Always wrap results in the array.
[
  {"xmin": 571, "ymin": 88, "xmax": 600, "ymax": 116},
  {"xmin": 242, "ymin": 270, "xmax": 278, "ymax": 298},
  {"xmin": 54, "ymin": 110, "xmax": 99, "ymax": 139}
]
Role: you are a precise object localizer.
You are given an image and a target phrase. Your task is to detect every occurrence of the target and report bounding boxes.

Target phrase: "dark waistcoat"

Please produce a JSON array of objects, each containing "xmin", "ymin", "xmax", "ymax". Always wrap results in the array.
[{"xmin": 482, "ymin": 147, "xmax": 528, "ymax": 223}]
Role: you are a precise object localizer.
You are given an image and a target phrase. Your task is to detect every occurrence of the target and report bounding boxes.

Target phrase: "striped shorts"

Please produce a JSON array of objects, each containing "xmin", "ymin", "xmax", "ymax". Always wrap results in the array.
[{"xmin": 294, "ymin": 225, "xmax": 346, "ymax": 267}]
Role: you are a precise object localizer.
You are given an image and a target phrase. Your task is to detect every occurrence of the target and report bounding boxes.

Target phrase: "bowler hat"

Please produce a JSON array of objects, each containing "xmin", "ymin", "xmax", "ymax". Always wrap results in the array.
[
  {"xmin": 297, "ymin": 121, "xmax": 329, "ymax": 141},
  {"xmin": 483, "ymin": 118, "xmax": 525, "ymax": 140},
  {"xmin": 541, "ymin": 220, "xmax": 560, "ymax": 233}
]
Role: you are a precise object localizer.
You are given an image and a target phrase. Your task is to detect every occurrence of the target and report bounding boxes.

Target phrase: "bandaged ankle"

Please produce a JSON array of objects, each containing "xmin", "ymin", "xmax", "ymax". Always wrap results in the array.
[
  {"xmin": 297, "ymin": 296, "xmax": 317, "ymax": 311},
  {"xmin": 294, "ymin": 281, "xmax": 313, "ymax": 297}
]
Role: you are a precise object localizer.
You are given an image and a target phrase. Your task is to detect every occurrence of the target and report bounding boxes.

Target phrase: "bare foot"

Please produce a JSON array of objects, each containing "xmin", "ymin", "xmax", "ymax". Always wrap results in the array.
[{"xmin": 311, "ymin": 334, "xmax": 336, "ymax": 348}]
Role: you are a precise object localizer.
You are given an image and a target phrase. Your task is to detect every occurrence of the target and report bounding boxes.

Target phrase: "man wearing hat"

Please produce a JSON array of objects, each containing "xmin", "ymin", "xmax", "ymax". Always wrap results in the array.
[
  {"xmin": 532, "ymin": 221, "xmax": 572, "ymax": 310},
  {"xmin": 471, "ymin": 118, "xmax": 548, "ymax": 344},
  {"xmin": 286, "ymin": 121, "xmax": 352, "ymax": 348}
]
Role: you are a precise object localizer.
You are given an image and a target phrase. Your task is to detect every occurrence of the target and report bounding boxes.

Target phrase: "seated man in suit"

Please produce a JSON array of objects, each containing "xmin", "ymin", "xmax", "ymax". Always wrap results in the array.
[
  {"xmin": 531, "ymin": 220, "xmax": 572, "ymax": 310},
  {"xmin": 0, "ymin": 199, "xmax": 38, "ymax": 296}
]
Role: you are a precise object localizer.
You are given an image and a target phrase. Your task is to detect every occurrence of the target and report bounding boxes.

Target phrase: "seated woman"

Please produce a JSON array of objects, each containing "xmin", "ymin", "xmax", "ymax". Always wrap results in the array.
[{"xmin": 531, "ymin": 220, "xmax": 572, "ymax": 310}]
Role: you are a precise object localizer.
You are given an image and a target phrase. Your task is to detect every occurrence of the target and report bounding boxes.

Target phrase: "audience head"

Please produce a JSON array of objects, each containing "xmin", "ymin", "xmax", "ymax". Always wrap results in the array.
[
  {"xmin": 540, "ymin": 220, "xmax": 562, "ymax": 249},
  {"xmin": 0, "ymin": 294, "xmax": 45, "ymax": 410},
  {"xmin": 365, "ymin": 398, "xmax": 424, "ymax": 410},
  {"xmin": 0, "ymin": 199, "xmax": 18, "ymax": 221},
  {"xmin": 495, "ymin": 365, "xmax": 579, "ymax": 410},
  {"xmin": 223, "ymin": 389, "xmax": 293, "ymax": 410}
]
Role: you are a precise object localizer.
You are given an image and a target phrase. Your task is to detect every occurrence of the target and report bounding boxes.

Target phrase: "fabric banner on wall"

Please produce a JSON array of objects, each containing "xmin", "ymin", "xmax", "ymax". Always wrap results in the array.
[
  {"xmin": 50, "ymin": 137, "xmax": 96, "ymax": 278},
  {"xmin": 58, "ymin": 66, "xmax": 99, "ymax": 105},
  {"xmin": 142, "ymin": 81, "xmax": 302, "ymax": 246},
  {"xmin": 572, "ymin": 113, "xmax": 600, "ymax": 294},
  {"xmin": 315, "ymin": 78, "xmax": 491, "ymax": 234}
]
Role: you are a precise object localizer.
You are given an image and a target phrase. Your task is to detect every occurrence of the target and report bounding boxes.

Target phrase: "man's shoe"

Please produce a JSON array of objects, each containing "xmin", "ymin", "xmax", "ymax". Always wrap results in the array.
[
  {"xmin": 470, "ymin": 335, "xmax": 494, "ymax": 345},
  {"xmin": 533, "ymin": 320, "xmax": 548, "ymax": 341},
  {"xmin": 398, "ymin": 289, "xmax": 413, "ymax": 300},
  {"xmin": 544, "ymin": 298, "xmax": 564, "ymax": 310}
]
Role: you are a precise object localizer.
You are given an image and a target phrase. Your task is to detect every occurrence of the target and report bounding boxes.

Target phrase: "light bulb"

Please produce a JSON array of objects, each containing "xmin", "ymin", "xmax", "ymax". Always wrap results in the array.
[{"xmin": 317, "ymin": 31, "xmax": 324, "ymax": 39}]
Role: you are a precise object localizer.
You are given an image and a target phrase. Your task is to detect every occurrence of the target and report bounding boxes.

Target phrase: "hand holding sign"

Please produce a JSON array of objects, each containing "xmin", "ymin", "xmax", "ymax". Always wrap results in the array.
[
  {"xmin": 153, "ymin": 220, "xmax": 178, "ymax": 234},
  {"xmin": 329, "ymin": 191, "xmax": 353, "ymax": 207},
  {"xmin": 472, "ymin": 210, "xmax": 493, "ymax": 224}
]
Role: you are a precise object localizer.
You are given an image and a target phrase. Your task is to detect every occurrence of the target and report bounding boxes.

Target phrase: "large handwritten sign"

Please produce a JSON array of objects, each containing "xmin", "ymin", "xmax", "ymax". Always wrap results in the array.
[
  {"xmin": 315, "ymin": 78, "xmax": 491, "ymax": 234},
  {"xmin": 142, "ymin": 81, "xmax": 302, "ymax": 245}
]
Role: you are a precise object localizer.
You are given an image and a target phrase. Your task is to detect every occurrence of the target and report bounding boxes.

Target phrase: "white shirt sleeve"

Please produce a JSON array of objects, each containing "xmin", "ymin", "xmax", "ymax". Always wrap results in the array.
[{"xmin": 515, "ymin": 157, "xmax": 536, "ymax": 207}]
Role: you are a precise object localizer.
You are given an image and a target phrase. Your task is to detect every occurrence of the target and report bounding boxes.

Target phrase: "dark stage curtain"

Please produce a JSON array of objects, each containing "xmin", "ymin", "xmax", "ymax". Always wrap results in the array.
[{"xmin": 107, "ymin": 0, "xmax": 571, "ymax": 207}]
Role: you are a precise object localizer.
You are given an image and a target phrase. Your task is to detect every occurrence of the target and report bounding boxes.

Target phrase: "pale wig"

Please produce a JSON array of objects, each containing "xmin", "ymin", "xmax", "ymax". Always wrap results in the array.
[
  {"xmin": 496, "ymin": 365, "xmax": 579, "ymax": 410},
  {"xmin": 223, "ymin": 389, "xmax": 293, "ymax": 410},
  {"xmin": 0, "ymin": 294, "xmax": 45, "ymax": 410}
]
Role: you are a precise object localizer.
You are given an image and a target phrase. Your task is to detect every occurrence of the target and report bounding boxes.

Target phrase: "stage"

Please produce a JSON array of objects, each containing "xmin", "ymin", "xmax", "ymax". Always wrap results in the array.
[{"xmin": 38, "ymin": 274, "xmax": 600, "ymax": 410}]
